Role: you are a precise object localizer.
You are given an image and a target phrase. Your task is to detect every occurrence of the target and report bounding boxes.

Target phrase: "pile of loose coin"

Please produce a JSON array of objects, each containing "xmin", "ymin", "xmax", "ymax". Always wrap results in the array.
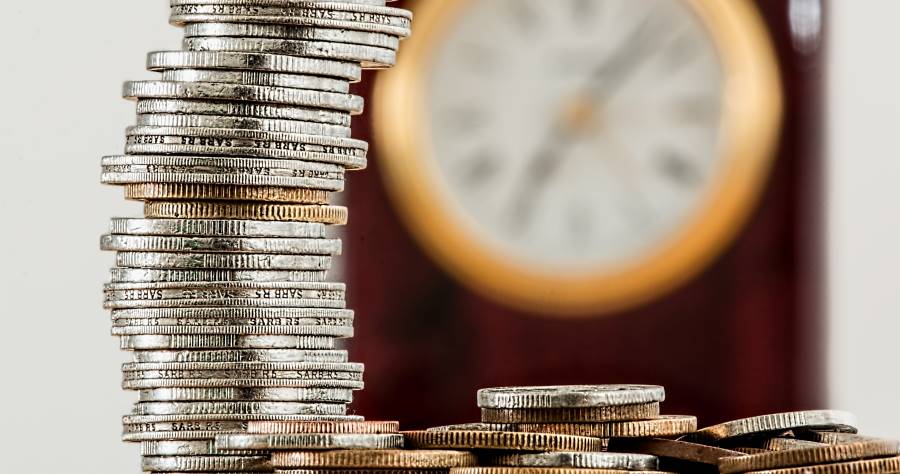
[
  {"xmin": 400, "ymin": 385, "xmax": 900, "ymax": 474},
  {"xmin": 99, "ymin": 0, "xmax": 411, "ymax": 472}
]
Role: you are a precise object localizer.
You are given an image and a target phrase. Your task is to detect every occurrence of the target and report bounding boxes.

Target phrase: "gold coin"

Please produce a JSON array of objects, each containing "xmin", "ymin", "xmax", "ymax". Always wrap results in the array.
[
  {"xmin": 719, "ymin": 437, "xmax": 900, "ymax": 474},
  {"xmin": 516, "ymin": 415, "xmax": 697, "ymax": 438},
  {"xmin": 449, "ymin": 468, "xmax": 674, "ymax": 474},
  {"xmin": 403, "ymin": 430, "xmax": 606, "ymax": 452},
  {"xmin": 126, "ymin": 183, "xmax": 329, "ymax": 203},
  {"xmin": 481, "ymin": 403, "xmax": 660, "ymax": 424},
  {"xmin": 608, "ymin": 438, "xmax": 744, "ymax": 466},
  {"xmin": 248, "ymin": 420, "xmax": 400, "ymax": 434},
  {"xmin": 271, "ymin": 449, "xmax": 477, "ymax": 469},
  {"xmin": 144, "ymin": 201, "xmax": 348, "ymax": 224},
  {"xmin": 738, "ymin": 456, "xmax": 900, "ymax": 474}
]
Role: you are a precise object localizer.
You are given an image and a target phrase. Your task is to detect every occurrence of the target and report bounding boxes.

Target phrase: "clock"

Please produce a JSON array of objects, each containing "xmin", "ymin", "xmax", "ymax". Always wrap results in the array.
[{"xmin": 373, "ymin": 0, "xmax": 782, "ymax": 316}]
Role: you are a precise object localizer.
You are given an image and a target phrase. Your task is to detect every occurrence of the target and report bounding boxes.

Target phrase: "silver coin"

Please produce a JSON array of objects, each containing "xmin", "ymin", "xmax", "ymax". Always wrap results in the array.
[
  {"xmin": 109, "ymin": 218, "xmax": 327, "ymax": 238},
  {"xmin": 476, "ymin": 385, "xmax": 666, "ymax": 409},
  {"xmin": 487, "ymin": 452, "xmax": 659, "ymax": 471},
  {"xmin": 113, "ymin": 313, "xmax": 353, "ymax": 328},
  {"xmin": 136, "ymin": 99, "xmax": 352, "ymax": 126},
  {"xmin": 125, "ymin": 142, "xmax": 366, "ymax": 169},
  {"xmin": 109, "ymin": 268, "xmax": 328, "ymax": 283},
  {"xmin": 126, "ymin": 125, "xmax": 368, "ymax": 154},
  {"xmin": 105, "ymin": 280, "xmax": 345, "ymax": 298},
  {"xmin": 134, "ymin": 113, "xmax": 351, "ymax": 136},
  {"xmin": 141, "ymin": 439, "xmax": 267, "ymax": 456},
  {"xmin": 120, "ymin": 334, "xmax": 335, "ymax": 350},
  {"xmin": 102, "ymin": 235, "xmax": 342, "ymax": 255},
  {"xmin": 138, "ymin": 386, "xmax": 354, "ymax": 402},
  {"xmin": 183, "ymin": 23, "xmax": 400, "ymax": 49},
  {"xmin": 146, "ymin": 50, "xmax": 362, "ymax": 81},
  {"xmin": 691, "ymin": 410, "xmax": 859, "ymax": 442},
  {"xmin": 113, "ymin": 325, "xmax": 352, "ymax": 337},
  {"xmin": 133, "ymin": 401, "xmax": 347, "ymax": 416},
  {"xmin": 141, "ymin": 455, "xmax": 271, "ymax": 472},
  {"xmin": 124, "ymin": 81, "xmax": 364, "ymax": 113},
  {"xmin": 105, "ymin": 299, "xmax": 345, "ymax": 311},
  {"xmin": 426, "ymin": 423, "xmax": 516, "ymax": 432},
  {"xmin": 215, "ymin": 432, "xmax": 404, "ymax": 450},
  {"xmin": 168, "ymin": 2, "xmax": 413, "ymax": 30},
  {"xmin": 161, "ymin": 68, "xmax": 350, "ymax": 93},
  {"xmin": 123, "ymin": 378, "xmax": 364, "ymax": 390},
  {"xmin": 115, "ymin": 252, "xmax": 332, "ymax": 270},
  {"xmin": 132, "ymin": 349, "xmax": 348, "ymax": 364},
  {"xmin": 111, "ymin": 307, "xmax": 353, "ymax": 320},
  {"xmin": 102, "ymin": 171, "xmax": 345, "ymax": 190},
  {"xmin": 184, "ymin": 37, "xmax": 396, "ymax": 68}
]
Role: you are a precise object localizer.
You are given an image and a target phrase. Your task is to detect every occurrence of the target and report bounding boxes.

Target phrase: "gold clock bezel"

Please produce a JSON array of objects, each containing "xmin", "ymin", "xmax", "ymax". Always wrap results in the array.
[{"xmin": 372, "ymin": 0, "xmax": 783, "ymax": 317}]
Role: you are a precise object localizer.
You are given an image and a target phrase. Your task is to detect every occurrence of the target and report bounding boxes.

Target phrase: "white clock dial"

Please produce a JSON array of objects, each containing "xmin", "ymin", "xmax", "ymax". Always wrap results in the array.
[{"xmin": 425, "ymin": 0, "xmax": 725, "ymax": 271}]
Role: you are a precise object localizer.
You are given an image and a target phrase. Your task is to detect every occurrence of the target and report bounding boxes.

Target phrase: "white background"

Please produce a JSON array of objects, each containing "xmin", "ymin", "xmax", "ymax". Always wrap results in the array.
[{"xmin": 0, "ymin": 1, "xmax": 896, "ymax": 471}]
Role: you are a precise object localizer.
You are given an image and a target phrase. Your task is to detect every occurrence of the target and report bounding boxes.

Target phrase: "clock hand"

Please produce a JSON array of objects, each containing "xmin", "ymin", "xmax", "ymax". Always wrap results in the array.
[
  {"xmin": 506, "ymin": 120, "xmax": 572, "ymax": 234},
  {"xmin": 584, "ymin": 13, "xmax": 663, "ymax": 100}
]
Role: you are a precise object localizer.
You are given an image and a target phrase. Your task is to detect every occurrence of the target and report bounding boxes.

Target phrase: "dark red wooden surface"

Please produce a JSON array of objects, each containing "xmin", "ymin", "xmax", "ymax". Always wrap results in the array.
[{"xmin": 345, "ymin": 0, "xmax": 825, "ymax": 429}]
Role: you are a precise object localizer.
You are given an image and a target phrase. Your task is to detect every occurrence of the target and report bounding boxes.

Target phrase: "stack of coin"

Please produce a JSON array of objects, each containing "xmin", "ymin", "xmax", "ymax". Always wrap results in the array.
[
  {"xmin": 215, "ymin": 419, "xmax": 477, "ymax": 474},
  {"xmin": 676, "ymin": 410, "xmax": 900, "ymax": 473},
  {"xmin": 99, "ymin": 0, "xmax": 412, "ymax": 472},
  {"xmin": 476, "ymin": 385, "xmax": 696, "ymax": 445}
]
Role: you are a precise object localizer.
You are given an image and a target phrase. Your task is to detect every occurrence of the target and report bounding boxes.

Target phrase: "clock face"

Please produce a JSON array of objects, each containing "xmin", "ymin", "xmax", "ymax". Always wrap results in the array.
[
  {"xmin": 374, "ymin": 0, "xmax": 782, "ymax": 315},
  {"xmin": 426, "ymin": 0, "xmax": 724, "ymax": 271}
]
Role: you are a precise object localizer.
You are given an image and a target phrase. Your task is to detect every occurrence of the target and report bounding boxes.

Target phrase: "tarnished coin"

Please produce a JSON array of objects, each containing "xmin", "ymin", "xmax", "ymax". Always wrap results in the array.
[
  {"xmin": 184, "ymin": 37, "xmax": 397, "ymax": 68},
  {"xmin": 143, "ymin": 202, "xmax": 348, "ymax": 224},
  {"xmin": 402, "ymin": 430, "xmax": 606, "ymax": 452},
  {"xmin": 124, "ymin": 81, "xmax": 364, "ymax": 112},
  {"xmin": 135, "ymin": 99, "xmax": 352, "ymax": 126},
  {"xmin": 725, "ymin": 456, "xmax": 900, "ymax": 474},
  {"xmin": 161, "ymin": 68, "xmax": 351, "ymax": 93},
  {"xmin": 215, "ymin": 432, "xmax": 404, "ymax": 450},
  {"xmin": 691, "ymin": 411, "xmax": 858, "ymax": 443},
  {"xmin": 517, "ymin": 416, "xmax": 697, "ymax": 439},
  {"xmin": 450, "ymin": 469, "xmax": 672, "ymax": 474},
  {"xmin": 477, "ymin": 385, "xmax": 666, "ymax": 409},
  {"xmin": 116, "ymin": 252, "xmax": 332, "ymax": 270},
  {"xmin": 486, "ymin": 452, "xmax": 659, "ymax": 470},
  {"xmin": 109, "ymin": 218, "xmax": 327, "ymax": 238},
  {"xmin": 124, "ymin": 183, "xmax": 330, "ymax": 204},
  {"xmin": 133, "ymin": 400, "xmax": 347, "ymax": 416},
  {"xmin": 718, "ymin": 435, "xmax": 900, "ymax": 473},
  {"xmin": 608, "ymin": 438, "xmax": 743, "ymax": 466},
  {"xmin": 482, "ymin": 403, "xmax": 660, "ymax": 423},
  {"xmin": 142, "ymin": 455, "xmax": 271, "ymax": 472},
  {"xmin": 102, "ymin": 234, "xmax": 342, "ymax": 255},
  {"xmin": 146, "ymin": 50, "xmax": 362, "ymax": 80},
  {"xmin": 120, "ymin": 334, "xmax": 335, "ymax": 350},
  {"xmin": 247, "ymin": 420, "xmax": 399, "ymax": 434},
  {"xmin": 139, "ymin": 386, "xmax": 353, "ymax": 402},
  {"xmin": 271, "ymin": 449, "xmax": 477, "ymax": 469}
]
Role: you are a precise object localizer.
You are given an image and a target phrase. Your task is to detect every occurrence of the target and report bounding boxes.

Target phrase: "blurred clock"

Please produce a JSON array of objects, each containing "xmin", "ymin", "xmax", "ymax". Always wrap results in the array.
[{"xmin": 373, "ymin": 0, "xmax": 782, "ymax": 315}]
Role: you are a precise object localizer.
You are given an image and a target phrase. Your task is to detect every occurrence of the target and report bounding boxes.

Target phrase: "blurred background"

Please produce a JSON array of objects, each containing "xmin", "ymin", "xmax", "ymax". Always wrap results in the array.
[{"xmin": 0, "ymin": 0, "xmax": 897, "ymax": 470}]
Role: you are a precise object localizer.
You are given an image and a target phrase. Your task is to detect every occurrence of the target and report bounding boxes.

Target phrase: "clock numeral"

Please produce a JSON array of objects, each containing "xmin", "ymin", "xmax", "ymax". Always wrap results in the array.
[
  {"xmin": 658, "ymin": 149, "xmax": 703, "ymax": 188},
  {"xmin": 457, "ymin": 150, "xmax": 500, "ymax": 191},
  {"xmin": 570, "ymin": 0, "xmax": 601, "ymax": 26},
  {"xmin": 566, "ymin": 204, "xmax": 594, "ymax": 250}
]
